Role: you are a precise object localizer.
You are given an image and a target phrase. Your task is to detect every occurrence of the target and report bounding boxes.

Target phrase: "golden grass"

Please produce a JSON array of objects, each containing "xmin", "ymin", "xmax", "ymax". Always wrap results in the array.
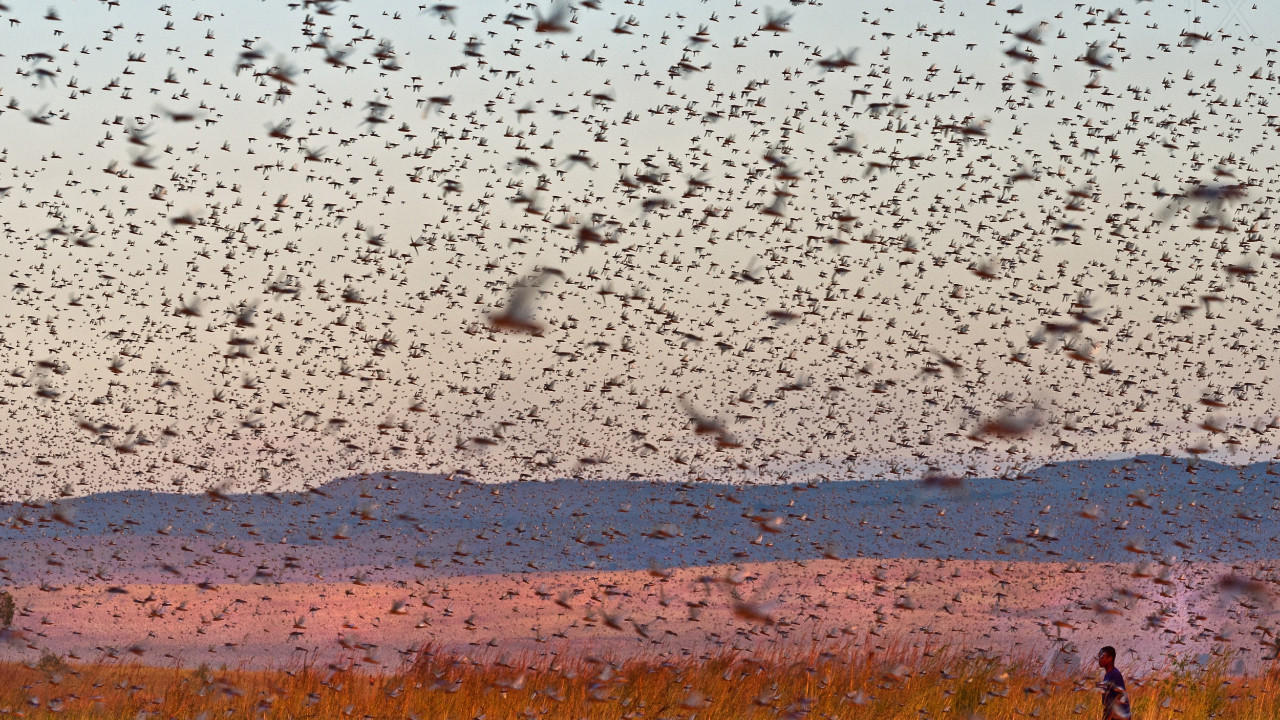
[{"xmin": 0, "ymin": 641, "xmax": 1278, "ymax": 719}]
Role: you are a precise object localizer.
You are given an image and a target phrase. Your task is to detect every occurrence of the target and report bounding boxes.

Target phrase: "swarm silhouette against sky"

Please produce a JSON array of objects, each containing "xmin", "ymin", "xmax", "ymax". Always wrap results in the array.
[{"xmin": 1, "ymin": 0, "xmax": 1277, "ymax": 497}]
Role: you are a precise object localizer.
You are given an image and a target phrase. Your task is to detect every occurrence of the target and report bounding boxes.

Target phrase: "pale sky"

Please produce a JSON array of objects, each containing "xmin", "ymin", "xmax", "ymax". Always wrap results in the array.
[{"xmin": 2, "ymin": 0, "xmax": 1279, "ymax": 498}]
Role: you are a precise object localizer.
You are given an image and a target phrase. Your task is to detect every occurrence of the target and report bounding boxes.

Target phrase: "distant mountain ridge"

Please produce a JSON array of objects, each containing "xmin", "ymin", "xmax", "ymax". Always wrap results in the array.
[{"xmin": 1, "ymin": 455, "xmax": 1276, "ymax": 585}]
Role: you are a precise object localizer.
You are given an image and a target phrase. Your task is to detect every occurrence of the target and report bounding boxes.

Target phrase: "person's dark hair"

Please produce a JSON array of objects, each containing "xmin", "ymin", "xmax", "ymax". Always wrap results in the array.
[{"xmin": 1099, "ymin": 646, "xmax": 1116, "ymax": 660}]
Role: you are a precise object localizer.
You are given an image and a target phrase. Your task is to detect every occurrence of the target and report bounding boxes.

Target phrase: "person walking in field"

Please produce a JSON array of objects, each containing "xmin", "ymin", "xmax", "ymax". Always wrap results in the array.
[{"xmin": 1097, "ymin": 645, "xmax": 1132, "ymax": 719}]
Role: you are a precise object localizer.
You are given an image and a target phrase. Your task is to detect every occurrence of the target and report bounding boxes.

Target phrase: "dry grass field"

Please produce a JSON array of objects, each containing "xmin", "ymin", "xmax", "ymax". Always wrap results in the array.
[{"xmin": 0, "ymin": 639, "xmax": 1276, "ymax": 719}]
